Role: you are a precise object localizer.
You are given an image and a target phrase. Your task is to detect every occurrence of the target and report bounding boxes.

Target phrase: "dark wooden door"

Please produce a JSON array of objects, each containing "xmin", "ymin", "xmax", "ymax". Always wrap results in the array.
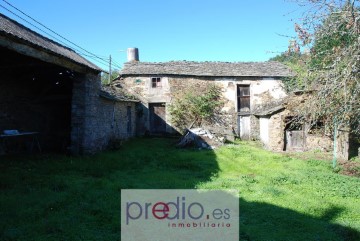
[{"xmin": 149, "ymin": 103, "xmax": 166, "ymax": 133}]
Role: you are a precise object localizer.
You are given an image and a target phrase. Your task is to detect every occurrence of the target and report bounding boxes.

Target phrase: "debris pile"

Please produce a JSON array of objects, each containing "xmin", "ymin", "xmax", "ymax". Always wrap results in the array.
[{"xmin": 176, "ymin": 128, "xmax": 227, "ymax": 149}]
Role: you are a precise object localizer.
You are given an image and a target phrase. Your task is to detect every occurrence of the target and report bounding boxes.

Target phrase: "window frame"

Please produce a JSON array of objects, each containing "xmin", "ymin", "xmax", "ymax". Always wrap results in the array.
[
  {"xmin": 237, "ymin": 85, "xmax": 251, "ymax": 113},
  {"xmin": 151, "ymin": 77, "xmax": 162, "ymax": 88}
]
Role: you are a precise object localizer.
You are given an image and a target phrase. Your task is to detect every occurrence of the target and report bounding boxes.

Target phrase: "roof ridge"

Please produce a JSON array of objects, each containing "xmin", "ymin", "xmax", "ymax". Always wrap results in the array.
[{"xmin": 124, "ymin": 60, "xmax": 280, "ymax": 65}]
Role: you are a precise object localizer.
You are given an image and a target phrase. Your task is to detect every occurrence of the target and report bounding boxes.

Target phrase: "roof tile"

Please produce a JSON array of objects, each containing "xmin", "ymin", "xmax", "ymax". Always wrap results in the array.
[{"xmin": 120, "ymin": 61, "xmax": 293, "ymax": 77}]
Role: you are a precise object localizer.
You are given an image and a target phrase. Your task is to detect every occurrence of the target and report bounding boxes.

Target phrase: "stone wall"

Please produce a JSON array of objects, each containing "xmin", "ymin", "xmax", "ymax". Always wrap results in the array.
[
  {"xmin": 263, "ymin": 109, "xmax": 333, "ymax": 152},
  {"xmin": 118, "ymin": 75, "xmax": 286, "ymax": 138},
  {"xmin": 71, "ymin": 73, "xmax": 137, "ymax": 154},
  {"xmin": 336, "ymin": 129, "xmax": 360, "ymax": 160},
  {"xmin": 268, "ymin": 111, "xmax": 287, "ymax": 151},
  {"xmin": 306, "ymin": 134, "xmax": 333, "ymax": 152}
]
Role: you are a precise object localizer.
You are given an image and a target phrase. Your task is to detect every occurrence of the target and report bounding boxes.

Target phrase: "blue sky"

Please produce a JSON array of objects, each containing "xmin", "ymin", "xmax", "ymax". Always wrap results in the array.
[{"xmin": 0, "ymin": 0, "xmax": 304, "ymax": 70}]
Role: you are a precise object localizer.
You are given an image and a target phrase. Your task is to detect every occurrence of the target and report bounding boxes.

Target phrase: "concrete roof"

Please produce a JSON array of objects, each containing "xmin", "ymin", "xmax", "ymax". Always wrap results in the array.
[
  {"xmin": 120, "ymin": 61, "xmax": 293, "ymax": 77},
  {"xmin": 0, "ymin": 13, "xmax": 101, "ymax": 72}
]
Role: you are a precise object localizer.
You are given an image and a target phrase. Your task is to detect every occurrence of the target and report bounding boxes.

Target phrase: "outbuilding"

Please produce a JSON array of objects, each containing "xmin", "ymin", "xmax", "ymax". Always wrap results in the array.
[{"xmin": 0, "ymin": 13, "xmax": 135, "ymax": 154}]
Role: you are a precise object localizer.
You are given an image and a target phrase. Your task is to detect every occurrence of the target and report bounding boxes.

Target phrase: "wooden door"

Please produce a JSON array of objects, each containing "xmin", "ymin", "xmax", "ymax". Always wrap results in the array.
[
  {"xmin": 149, "ymin": 103, "xmax": 166, "ymax": 133},
  {"xmin": 285, "ymin": 130, "xmax": 304, "ymax": 150},
  {"xmin": 238, "ymin": 115, "xmax": 250, "ymax": 140}
]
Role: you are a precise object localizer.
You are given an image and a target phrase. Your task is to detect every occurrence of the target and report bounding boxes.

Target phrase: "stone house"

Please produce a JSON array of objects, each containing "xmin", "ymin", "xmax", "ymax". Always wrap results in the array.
[
  {"xmin": 117, "ymin": 49, "xmax": 358, "ymax": 159},
  {"xmin": 0, "ymin": 13, "xmax": 137, "ymax": 154},
  {"xmin": 116, "ymin": 48, "xmax": 293, "ymax": 140}
]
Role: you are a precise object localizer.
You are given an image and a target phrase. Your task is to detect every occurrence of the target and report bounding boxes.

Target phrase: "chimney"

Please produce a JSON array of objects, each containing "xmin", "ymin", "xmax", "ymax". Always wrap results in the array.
[{"xmin": 127, "ymin": 48, "xmax": 139, "ymax": 62}]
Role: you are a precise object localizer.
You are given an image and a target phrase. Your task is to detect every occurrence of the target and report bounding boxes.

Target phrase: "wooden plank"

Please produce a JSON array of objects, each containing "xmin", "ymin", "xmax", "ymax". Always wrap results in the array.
[{"xmin": 286, "ymin": 130, "xmax": 304, "ymax": 150}]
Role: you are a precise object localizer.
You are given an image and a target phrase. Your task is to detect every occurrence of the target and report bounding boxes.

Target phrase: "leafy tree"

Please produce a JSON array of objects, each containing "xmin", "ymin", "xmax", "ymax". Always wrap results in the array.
[
  {"xmin": 168, "ymin": 84, "xmax": 223, "ymax": 133},
  {"xmin": 101, "ymin": 69, "xmax": 119, "ymax": 85},
  {"xmin": 284, "ymin": 0, "xmax": 360, "ymax": 133},
  {"xmin": 269, "ymin": 49, "xmax": 309, "ymax": 92}
]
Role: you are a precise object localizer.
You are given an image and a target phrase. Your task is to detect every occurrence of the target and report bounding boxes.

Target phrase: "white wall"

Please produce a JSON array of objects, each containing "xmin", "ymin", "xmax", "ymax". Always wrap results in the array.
[{"xmin": 259, "ymin": 117, "xmax": 270, "ymax": 146}]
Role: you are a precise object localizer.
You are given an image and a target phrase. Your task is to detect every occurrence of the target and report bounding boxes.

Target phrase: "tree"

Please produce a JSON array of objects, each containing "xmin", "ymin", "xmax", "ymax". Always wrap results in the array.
[
  {"xmin": 168, "ymin": 84, "xmax": 223, "ymax": 133},
  {"xmin": 286, "ymin": 0, "xmax": 360, "ymax": 133},
  {"xmin": 101, "ymin": 69, "xmax": 119, "ymax": 85},
  {"xmin": 269, "ymin": 46, "xmax": 309, "ymax": 92}
]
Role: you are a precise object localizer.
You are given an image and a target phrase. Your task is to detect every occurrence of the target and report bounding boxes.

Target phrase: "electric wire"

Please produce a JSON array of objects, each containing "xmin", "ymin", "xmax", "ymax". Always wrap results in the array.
[
  {"xmin": 0, "ymin": 3, "xmax": 111, "ymax": 69},
  {"xmin": 0, "ymin": 0, "xmax": 122, "ymax": 70}
]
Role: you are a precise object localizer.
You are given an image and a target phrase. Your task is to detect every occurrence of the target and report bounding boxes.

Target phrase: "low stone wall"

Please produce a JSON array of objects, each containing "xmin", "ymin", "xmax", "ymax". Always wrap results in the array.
[{"xmin": 306, "ymin": 134, "xmax": 333, "ymax": 152}]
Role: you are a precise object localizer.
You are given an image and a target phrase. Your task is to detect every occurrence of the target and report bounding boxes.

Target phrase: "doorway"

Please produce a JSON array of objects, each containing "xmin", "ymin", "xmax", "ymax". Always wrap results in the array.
[{"xmin": 149, "ymin": 103, "xmax": 166, "ymax": 133}]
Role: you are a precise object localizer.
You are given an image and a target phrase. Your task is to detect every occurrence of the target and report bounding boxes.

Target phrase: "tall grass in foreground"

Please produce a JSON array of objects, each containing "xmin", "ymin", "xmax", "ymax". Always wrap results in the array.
[{"xmin": 0, "ymin": 138, "xmax": 359, "ymax": 240}]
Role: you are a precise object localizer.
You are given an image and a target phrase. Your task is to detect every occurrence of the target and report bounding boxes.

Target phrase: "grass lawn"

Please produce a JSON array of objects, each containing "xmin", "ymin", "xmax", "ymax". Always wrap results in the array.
[{"xmin": 0, "ymin": 137, "xmax": 359, "ymax": 240}]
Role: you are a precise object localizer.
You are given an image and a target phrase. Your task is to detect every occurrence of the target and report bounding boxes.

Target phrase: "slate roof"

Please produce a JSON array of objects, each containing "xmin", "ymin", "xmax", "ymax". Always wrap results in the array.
[
  {"xmin": 0, "ymin": 13, "xmax": 101, "ymax": 72},
  {"xmin": 120, "ymin": 61, "xmax": 293, "ymax": 77},
  {"xmin": 100, "ymin": 86, "xmax": 139, "ymax": 102},
  {"xmin": 254, "ymin": 105, "xmax": 285, "ymax": 116}
]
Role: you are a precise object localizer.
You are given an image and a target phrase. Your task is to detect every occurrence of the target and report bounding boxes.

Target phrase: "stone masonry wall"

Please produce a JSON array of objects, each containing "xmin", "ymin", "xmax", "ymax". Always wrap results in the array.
[
  {"xmin": 265, "ymin": 109, "xmax": 333, "ymax": 152},
  {"xmin": 71, "ymin": 72, "xmax": 136, "ymax": 154},
  {"xmin": 268, "ymin": 111, "xmax": 287, "ymax": 151},
  {"xmin": 119, "ymin": 75, "xmax": 286, "ymax": 138}
]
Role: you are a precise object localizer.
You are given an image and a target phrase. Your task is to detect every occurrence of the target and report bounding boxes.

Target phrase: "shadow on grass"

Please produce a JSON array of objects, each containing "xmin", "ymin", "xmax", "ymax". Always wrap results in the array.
[
  {"xmin": 239, "ymin": 199, "xmax": 359, "ymax": 241},
  {"xmin": 0, "ymin": 137, "xmax": 359, "ymax": 240}
]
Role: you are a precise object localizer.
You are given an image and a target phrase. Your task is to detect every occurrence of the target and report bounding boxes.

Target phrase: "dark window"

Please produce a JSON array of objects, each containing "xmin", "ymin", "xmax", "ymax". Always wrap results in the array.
[
  {"xmin": 151, "ymin": 77, "xmax": 162, "ymax": 88},
  {"xmin": 237, "ymin": 85, "xmax": 250, "ymax": 112},
  {"xmin": 285, "ymin": 116, "xmax": 303, "ymax": 131}
]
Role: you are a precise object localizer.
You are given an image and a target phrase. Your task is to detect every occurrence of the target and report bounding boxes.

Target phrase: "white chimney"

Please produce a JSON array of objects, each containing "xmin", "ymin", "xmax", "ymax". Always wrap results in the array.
[{"xmin": 127, "ymin": 48, "xmax": 139, "ymax": 62}]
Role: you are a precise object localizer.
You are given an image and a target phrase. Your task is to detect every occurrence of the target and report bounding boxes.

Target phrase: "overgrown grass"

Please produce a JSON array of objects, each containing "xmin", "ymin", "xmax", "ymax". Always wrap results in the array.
[{"xmin": 0, "ymin": 138, "xmax": 359, "ymax": 240}]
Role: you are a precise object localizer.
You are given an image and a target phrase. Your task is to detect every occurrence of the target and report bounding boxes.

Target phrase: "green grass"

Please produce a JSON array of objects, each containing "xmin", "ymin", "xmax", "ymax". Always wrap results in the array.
[{"xmin": 0, "ymin": 138, "xmax": 359, "ymax": 240}]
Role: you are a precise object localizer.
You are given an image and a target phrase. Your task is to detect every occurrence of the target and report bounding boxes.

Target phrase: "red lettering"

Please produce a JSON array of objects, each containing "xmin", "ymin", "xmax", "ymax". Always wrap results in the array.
[{"xmin": 152, "ymin": 202, "xmax": 169, "ymax": 219}]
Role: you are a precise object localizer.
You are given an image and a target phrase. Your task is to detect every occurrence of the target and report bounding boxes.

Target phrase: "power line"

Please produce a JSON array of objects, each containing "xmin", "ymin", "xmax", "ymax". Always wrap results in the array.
[
  {"xmin": 0, "ymin": 3, "xmax": 111, "ymax": 70},
  {"xmin": 0, "ymin": 0, "xmax": 123, "ymax": 70},
  {"xmin": 2, "ymin": 0, "xmax": 104, "ymax": 62},
  {"xmin": 0, "ymin": 4, "xmax": 76, "ymax": 50},
  {"xmin": 0, "ymin": 3, "xmax": 111, "ymax": 69}
]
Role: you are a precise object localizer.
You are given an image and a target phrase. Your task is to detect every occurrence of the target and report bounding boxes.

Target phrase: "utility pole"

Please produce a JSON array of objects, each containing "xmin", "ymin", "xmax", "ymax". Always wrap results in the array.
[{"xmin": 108, "ymin": 55, "xmax": 112, "ymax": 84}]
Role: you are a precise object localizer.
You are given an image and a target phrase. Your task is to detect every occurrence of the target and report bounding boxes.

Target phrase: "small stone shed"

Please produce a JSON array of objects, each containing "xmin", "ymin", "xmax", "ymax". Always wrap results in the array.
[
  {"xmin": 253, "ymin": 92, "xmax": 360, "ymax": 160},
  {"xmin": 117, "ymin": 48, "xmax": 293, "ymax": 139},
  {"xmin": 0, "ymin": 14, "xmax": 136, "ymax": 154},
  {"xmin": 254, "ymin": 98, "xmax": 333, "ymax": 152}
]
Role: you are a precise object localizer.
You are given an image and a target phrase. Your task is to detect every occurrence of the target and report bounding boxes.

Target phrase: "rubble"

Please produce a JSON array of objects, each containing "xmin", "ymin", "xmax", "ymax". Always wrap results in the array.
[{"xmin": 176, "ymin": 128, "xmax": 229, "ymax": 149}]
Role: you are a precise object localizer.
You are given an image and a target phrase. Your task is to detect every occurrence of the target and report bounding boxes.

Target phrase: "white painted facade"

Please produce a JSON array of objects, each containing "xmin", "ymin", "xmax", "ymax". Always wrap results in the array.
[{"xmin": 259, "ymin": 117, "xmax": 270, "ymax": 146}]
